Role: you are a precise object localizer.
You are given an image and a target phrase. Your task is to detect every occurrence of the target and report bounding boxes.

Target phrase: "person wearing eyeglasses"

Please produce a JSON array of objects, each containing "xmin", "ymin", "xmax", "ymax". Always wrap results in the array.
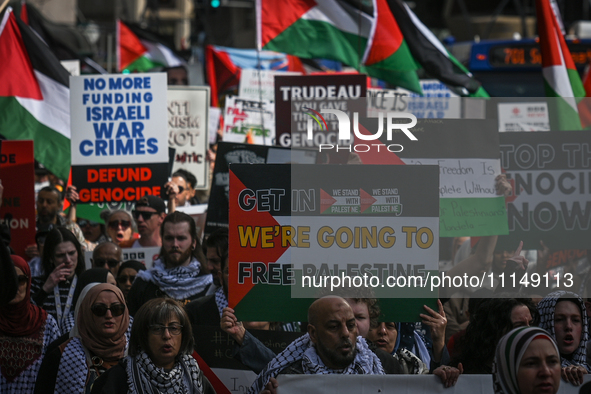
[
  {"xmin": 91, "ymin": 242, "xmax": 122, "ymax": 277},
  {"xmin": 131, "ymin": 195, "xmax": 167, "ymax": 248},
  {"xmin": 101, "ymin": 210, "xmax": 136, "ymax": 248},
  {"xmin": 116, "ymin": 260, "xmax": 146, "ymax": 300},
  {"xmin": 1, "ymin": 255, "xmax": 61, "ymax": 394},
  {"xmin": 91, "ymin": 298, "xmax": 215, "ymax": 394},
  {"xmin": 35, "ymin": 284, "xmax": 130, "ymax": 394}
]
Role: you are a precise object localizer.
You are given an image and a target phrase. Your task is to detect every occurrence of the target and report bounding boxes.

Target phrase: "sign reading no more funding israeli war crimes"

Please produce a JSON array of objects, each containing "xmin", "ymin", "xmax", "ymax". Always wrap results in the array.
[
  {"xmin": 70, "ymin": 73, "xmax": 169, "ymax": 203},
  {"xmin": 229, "ymin": 164, "xmax": 440, "ymax": 323}
]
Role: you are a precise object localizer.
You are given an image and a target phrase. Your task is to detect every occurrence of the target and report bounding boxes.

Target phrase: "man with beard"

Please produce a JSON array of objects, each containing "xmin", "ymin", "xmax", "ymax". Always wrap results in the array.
[
  {"xmin": 248, "ymin": 297, "xmax": 393, "ymax": 394},
  {"xmin": 202, "ymin": 227, "xmax": 228, "ymax": 295},
  {"xmin": 126, "ymin": 211, "xmax": 213, "ymax": 315}
]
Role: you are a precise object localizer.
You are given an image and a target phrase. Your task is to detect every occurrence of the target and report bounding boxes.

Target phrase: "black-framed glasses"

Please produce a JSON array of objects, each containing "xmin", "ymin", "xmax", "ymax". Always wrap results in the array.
[
  {"xmin": 78, "ymin": 219, "xmax": 100, "ymax": 228},
  {"xmin": 117, "ymin": 275, "xmax": 136, "ymax": 285},
  {"xmin": 17, "ymin": 275, "xmax": 28, "ymax": 286},
  {"xmin": 91, "ymin": 303, "xmax": 126, "ymax": 317},
  {"xmin": 149, "ymin": 324, "xmax": 183, "ymax": 335},
  {"xmin": 94, "ymin": 258, "xmax": 120, "ymax": 268},
  {"xmin": 108, "ymin": 220, "xmax": 131, "ymax": 230},
  {"xmin": 132, "ymin": 210, "xmax": 157, "ymax": 221}
]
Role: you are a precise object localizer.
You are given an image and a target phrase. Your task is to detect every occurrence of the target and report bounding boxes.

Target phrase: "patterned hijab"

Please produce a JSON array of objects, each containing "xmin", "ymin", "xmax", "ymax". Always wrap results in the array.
[
  {"xmin": 76, "ymin": 283, "xmax": 130, "ymax": 361},
  {"xmin": 0, "ymin": 255, "xmax": 47, "ymax": 336},
  {"xmin": 493, "ymin": 327, "xmax": 559, "ymax": 394},
  {"xmin": 537, "ymin": 290, "xmax": 590, "ymax": 369}
]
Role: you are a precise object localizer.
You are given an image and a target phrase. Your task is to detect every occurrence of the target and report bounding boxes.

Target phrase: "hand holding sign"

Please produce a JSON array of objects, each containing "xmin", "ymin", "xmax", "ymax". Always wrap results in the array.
[
  {"xmin": 505, "ymin": 241, "xmax": 528, "ymax": 271},
  {"xmin": 220, "ymin": 307, "xmax": 246, "ymax": 346},
  {"xmin": 494, "ymin": 174, "xmax": 512, "ymax": 197}
]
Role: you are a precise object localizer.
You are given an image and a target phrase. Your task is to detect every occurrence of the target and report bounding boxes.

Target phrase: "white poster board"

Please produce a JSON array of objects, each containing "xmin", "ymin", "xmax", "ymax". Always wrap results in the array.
[
  {"xmin": 498, "ymin": 102, "xmax": 550, "ymax": 131},
  {"xmin": 239, "ymin": 69, "xmax": 301, "ymax": 102},
  {"xmin": 168, "ymin": 86, "xmax": 210, "ymax": 189},
  {"xmin": 223, "ymin": 96, "xmax": 275, "ymax": 146}
]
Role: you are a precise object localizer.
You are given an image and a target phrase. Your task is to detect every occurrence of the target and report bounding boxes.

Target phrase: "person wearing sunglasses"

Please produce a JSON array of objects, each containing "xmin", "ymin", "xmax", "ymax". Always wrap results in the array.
[
  {"xmin": 35, "ymin": 284, "xmax": 130, "ymax": 394},
  {"xmin": 91, "ymin": 298, "xmax": 215, "ymax": 394},
  {"xmin": 91, "ymin": 242, "xmax": 123, "ymax": 277},
  {"xmin": 101, "ymin": 210, "xmax": 137, "ymax": 248},
  {"xmin": 1, "ymin": 255, "xmax": 61, "ymax": 393},
  {"xmin": 131, "ymin": 195, "xmax": 167, "ymax": 248},
  {"xmin": 116, "ymin": 260, "xmax": 146, "ymax": 300},
  {"xmin": 77, "ymin": 218, "xmax": 108, "ymax": 248}
]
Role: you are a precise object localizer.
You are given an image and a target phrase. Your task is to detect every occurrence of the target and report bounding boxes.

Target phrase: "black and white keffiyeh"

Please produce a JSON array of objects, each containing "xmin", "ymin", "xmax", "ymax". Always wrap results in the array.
[
  {"xmin": 125, "ymin": 352, "xmax": 203, "ymax": 394},
  {"xmin": 137, "ymin": 258, "xmax": 213, "ymax": 300},
  {"xmin": 248, "ymin": 334, "xmax": 383, "ymax": 394},
  {"xmin": 214, "ymin": 287, "xmax": 228, "ymax": 317},
  {"xmin": 538, "ymin": 290, "xmax": 591, "ymax": 370},
  {"xmin": 55, "ymin": 337, "xmax": 88, "ymax": 393}
]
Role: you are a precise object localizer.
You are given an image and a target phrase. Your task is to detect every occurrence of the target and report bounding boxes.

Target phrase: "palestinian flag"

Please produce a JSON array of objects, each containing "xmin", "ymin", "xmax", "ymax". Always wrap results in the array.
[
  {"xmin": 387, "ymin": 0, "xmax": 489, "ymax": 97},
  {"xmin": 117, "ymin": 20, "xmax": 185, "ymax": 72},
  {"xmin": 206, "ymin": 45, "xmax": 305, "ymax": 107},
  {"xmin": 536, "ymin": 0, "xmax": 585, "ymax": 130},
  {"xmin": 256, "ymin": 0, "xmax": 422, "ymax": 93},
  {"xmin": 0, "ymin": 8, "xmax": 70, "ymax": 182}
]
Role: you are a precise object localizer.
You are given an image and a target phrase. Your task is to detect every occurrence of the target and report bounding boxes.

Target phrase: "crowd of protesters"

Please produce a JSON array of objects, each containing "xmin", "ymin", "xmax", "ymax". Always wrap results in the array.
[{"xmin": 1, "ymin": 167, "xmax": 590, "ymax": 394}]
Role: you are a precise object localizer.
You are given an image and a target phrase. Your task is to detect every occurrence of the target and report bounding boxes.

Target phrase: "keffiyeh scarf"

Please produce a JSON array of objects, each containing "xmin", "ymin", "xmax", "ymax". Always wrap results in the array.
[
  {"xmin": 126, "ymin": 352, "xmax": 203, "ymax": 394},
  {"xmin": 138, "ymin": 258, "xmax": 213, "ymax": 300},
  {"xmin": 214, "ymin": 287, "xmax": 228, "ymax": 317},
  {"xmin": 538, "ymin": 290, "xmax": 590, "ymax": 370},
  {"xmin": 55, "ymin": 337, "xmax": 89, "ymax": 393},
  {"xmin": 492, "ymin": 327, "xmax": 559, "ymax": 394},
  {"xmin": 248, "ymin": 334, "xmax": 383, "ymax": 394}
]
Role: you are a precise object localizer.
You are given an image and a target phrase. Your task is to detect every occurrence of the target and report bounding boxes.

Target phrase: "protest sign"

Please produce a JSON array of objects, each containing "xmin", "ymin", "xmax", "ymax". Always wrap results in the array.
[
  {"xmin": 277, "ymin": 374, "xmax": 587, "ymax": 394},
  {"xmin": 229, "ymin": 164, "xmax": 440, "ymax": 322},
  {"xmin": 239, "ymin": 69, "xmax": 301, "ymax": 102},
  {"xmin": 497, "ymin": 131, "xmax": 591, "ymax": 250},
  {"xmin": 209, "ymin": 106, "xmax": 221, "ymax": 145},
  {"xmin": 0, "ymin": 140, "xmax": 35, "ymax": 257},
  {"xmin": 223, "ymin": 96, "xmax": 275, "ymax": 145},
  {"xmin": 498, "ymin": 102, "xmax": 550, "ymax": 131},
  {"xmin": 204, "ymin": 142, "xmax": 317, "ymax": 237},
  {"xmin": 70, "ymin": 73, "xmax": 169, "ymax": 203},
  {"xmin": 368, "ymin": 80, "xmax": 461, "ymax": 119},
  {"xmin": 84, "ymin": 246, "xmax": 159, "ymax": 270},
  {"xmin": 168, "ymin": 87, "xmax": 210, "ymax": 189},
  {"xmin": 393, "ymin": 119, "xmax": 507, "ymax": 237},
  {"xmin": 275, "ymin": 74, "xmax": 366, "ymax": 163}
]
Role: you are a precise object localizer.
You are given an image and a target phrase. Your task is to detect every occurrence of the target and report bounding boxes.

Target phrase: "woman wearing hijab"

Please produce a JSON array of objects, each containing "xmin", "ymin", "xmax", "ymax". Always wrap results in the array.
[
  {"xmin": 60, "ymin": 268, "xmax": 117, "ymax": 335},
  {"xmin": 493, "ymin": 326, "xmax": 561, "ymax": 394},
  {"xmin": 0, "ymin": 255, "xmax": 61, "ymax": 394},
  {"xmin": 537, "ymin": 290, "xmax": 590, "ymax": 385},
  {"xmin": 91, "ymin": 298, "xmax": 215, "ymax": 394},
  {"xmin": 34, "ymin": 284, "xmax": 129, "ymax": 394}
]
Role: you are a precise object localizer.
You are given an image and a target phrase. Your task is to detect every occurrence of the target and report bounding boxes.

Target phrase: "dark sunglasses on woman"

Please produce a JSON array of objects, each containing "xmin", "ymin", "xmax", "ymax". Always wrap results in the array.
[
  {"xmin": 108, "ymin": 220, "xmax": 131, "ymax": 230},
  {"xmin": 91, "ymin": 303, "xmax": 126, "ymax": 317}
]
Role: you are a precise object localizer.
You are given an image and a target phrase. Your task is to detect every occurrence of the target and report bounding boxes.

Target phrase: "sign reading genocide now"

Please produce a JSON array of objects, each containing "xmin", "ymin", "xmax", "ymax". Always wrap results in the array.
[
  {"xmin": 394, "ymin": 119, "xmax": 508, "ymax": 237},
  {"xmin": 229, "ymin": 164, "xmax": 439, "ymax": 323},
  {"xmin": 497, "ymin": 131, "xmax": 591, "ymax": 251},
  {"xmin": 168, "ymin": 87, "xmax": 210, "ymax": 189},
  {"xmin": 0, "ymin": 140, "xmax": 35, "ymax": 258},
  {"xmin": 70, "ymin": 73, "xmax": 169, "ymax": 203}
]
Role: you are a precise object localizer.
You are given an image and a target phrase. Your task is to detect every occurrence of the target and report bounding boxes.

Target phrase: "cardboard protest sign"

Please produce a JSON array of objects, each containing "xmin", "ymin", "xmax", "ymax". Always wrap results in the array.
[
  {"xmin": 368, "ymin": 80, "xmax": 461, "ymax": 119},
  {"xmin": 277, "ymin": 374, "xmax": 587, "ymax": 394},
  {"xmin": 229, "ymin": 164, "xmax": 440, "ymax": 322},
  {"xmin": 223, "ymin": 96, "xmax": 275, "ymax": 145},
  {"xmin": 0, "ymin": 140, "xmax": 35, "ymax": 257},
  {"xmin": 70, "ymin": 73, "xmax": 169, "ymax": 203},
  {"xmin": 275, "ymin": 74, "xmax": 366, "ymax": 163},
  {"xmin": 497, "ymin": 131, "xmax": 591, "ymax": 251},
  {"xmin": 239, "ymin": 69, "xmax": 301, "ymax": 102},
  {"xmin": 168, "ymin": 87, "xmax": 210, "ymax": 189},
  {"xmin": 392, "ymin": 119, "xmax": 508, "ymax": 237},
  {"xmin": 204, "ymin": 142, "xmax": 317, "ymax": 237}
]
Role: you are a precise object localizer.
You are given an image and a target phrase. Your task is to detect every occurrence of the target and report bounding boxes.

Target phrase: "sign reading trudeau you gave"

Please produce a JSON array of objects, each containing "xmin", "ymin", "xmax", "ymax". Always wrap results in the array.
[{"xmin": 70, "ymin": 73, "xmax": 169, "ymax": 203}]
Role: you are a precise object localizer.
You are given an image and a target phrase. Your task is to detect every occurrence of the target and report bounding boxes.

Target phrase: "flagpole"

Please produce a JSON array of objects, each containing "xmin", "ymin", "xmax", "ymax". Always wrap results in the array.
[
  {"xmin": 0, "ymin": 0, "xmax": 11, "ymax": 14},
  {"xmin": 255, "ymin": 0, "xmax": 266, "ymax": 145}
]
